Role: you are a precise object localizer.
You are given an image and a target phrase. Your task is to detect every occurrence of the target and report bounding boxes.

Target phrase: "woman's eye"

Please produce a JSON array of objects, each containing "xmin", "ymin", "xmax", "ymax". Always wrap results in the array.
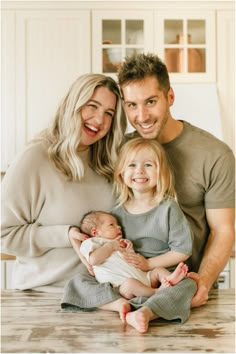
[
  {"xmin": 106, "ymin": 111, "xmax": 114, "ymax": 118},
  {"xmin": 128, "ymin": 163, "xmax": 136, "ymax": 168},
  {"xmin": 88, "ymin": 104, "xmax": 97, "ymax": 109}
]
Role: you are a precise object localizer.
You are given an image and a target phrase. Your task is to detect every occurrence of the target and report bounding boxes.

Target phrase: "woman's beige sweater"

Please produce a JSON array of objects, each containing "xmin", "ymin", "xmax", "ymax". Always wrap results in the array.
[{"xmin": 1, "ymin": 142, "xmax": 115, "ymax": 292}]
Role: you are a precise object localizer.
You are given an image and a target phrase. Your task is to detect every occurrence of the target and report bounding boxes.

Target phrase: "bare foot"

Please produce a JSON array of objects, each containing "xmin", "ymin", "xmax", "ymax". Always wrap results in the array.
[
  {"xmin": 99, "ymin": 297, "xmax": 131, "ymax": 322},
  {"xmin": 166, "ymin": 262, "xmax": 188, "ymax": 286},
  {"xmin": 126, "ymin": 309, "xmax": 150, "ymax": 333},
  {"xmin": 158, "ymin": 277, "xmax": 171, "ymax": 290},
  {"xmin": 119, "ymin": 301, "xmax": 132, "ymax": 322}
]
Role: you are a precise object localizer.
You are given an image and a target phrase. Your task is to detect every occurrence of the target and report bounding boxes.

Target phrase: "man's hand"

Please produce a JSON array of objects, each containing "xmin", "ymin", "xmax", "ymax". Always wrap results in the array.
[
  {"xmin": 187, "ymin": 272, "xmax": 209, "ymax": 307},
  {"xmin": 68, "ymin": 226, "xmax": 94, "ymax": 276}
]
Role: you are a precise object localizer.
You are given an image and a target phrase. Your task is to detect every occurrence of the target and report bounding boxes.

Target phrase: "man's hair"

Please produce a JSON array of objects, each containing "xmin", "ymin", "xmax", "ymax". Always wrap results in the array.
[{"xmin": 118, "ymin": 53, "xmax": 170, "ymax": 97}]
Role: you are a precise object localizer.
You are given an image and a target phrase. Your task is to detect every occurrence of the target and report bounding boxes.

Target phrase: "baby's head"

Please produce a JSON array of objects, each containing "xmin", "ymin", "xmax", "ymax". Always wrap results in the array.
[{"xmin": 80, "ymin": 211, "xmax": 122, "ymax": 239}]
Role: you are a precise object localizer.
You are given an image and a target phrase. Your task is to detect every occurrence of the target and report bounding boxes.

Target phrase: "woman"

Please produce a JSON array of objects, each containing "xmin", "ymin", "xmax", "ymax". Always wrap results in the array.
[{"xmin": 1, "ymin": 73, "xmax": 127, "ymax": 292}]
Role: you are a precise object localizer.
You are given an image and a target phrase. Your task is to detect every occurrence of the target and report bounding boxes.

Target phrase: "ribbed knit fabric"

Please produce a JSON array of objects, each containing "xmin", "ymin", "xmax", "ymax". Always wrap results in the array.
[{"xmin": 61, "ymin": 264, "xmax": 197, "ymax": 323}]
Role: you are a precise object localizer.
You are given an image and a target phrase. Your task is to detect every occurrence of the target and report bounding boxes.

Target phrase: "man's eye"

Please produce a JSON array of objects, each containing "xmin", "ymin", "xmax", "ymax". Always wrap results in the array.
[
  {"xmin": 126, "ymin": 103, "xmax": 136, "ymax": 109},
  {"xmin": 147, "ymin": 100, "xmax": 155, "ymax": 106}
]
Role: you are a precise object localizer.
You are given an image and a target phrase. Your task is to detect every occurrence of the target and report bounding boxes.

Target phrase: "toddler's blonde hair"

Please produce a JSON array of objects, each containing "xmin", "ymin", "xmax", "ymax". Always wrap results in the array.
[{"xmin": 114, "ymin": 138, "xmax": 177, "ymax": 206}]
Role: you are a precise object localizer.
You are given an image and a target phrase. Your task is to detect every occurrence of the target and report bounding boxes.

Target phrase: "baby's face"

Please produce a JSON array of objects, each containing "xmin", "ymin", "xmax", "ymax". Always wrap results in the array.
[{"xmin": 97, "ymin": 214, "xmax": 122, "ymax": 239}]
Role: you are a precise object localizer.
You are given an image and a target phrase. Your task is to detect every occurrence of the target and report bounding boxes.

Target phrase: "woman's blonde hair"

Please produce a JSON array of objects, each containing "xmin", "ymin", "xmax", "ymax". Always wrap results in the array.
[
  {"xmin": 36, "ymin": 74, "xmax": 127, "ymax": 182},
  {"xmin": 114, "ymin": 138, "xmax": 177, "ymax": 206}
]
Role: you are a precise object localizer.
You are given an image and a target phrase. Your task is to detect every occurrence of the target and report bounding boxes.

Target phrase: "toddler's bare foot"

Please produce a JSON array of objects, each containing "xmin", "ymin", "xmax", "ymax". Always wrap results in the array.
[
  {"xmin": 119, "ymin": 301, "xmax": 132, "ymax": 322},
  {"xmin": 166, "ymin": 262, "xmax": 188, "ymax": 286},
  {"xmin": 158, "ymin": 277, "xmax": 171, "ymax": 289},
  {"xmin": 99, "ymin": 297, "xmax": 131, "ymax": 322},
  {"xmin": 126, "ymin": 308, "xmax": 150, "ymax": 333}
]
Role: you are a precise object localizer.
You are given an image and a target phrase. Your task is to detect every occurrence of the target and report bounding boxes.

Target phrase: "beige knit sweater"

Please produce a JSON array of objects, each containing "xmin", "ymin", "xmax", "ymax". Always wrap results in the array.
[{"xmin": 1, "ymin": 141, "xmax": 115, "ymax": 292}]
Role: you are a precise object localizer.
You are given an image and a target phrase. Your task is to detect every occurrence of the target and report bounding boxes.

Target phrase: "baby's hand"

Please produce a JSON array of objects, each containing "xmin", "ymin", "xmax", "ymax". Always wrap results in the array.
[
  {"xmin": 119, "ymin": 239, "xmax": 133, "ymax": 250},
  {"xmin": 119, "ymin": 239, "xmax": 127, "ymax": 248}
]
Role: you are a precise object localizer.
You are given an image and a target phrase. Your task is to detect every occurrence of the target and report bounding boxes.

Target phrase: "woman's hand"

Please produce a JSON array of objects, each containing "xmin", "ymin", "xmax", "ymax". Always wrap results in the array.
[
  {"xmin": 123, "ymin": 251, "xmax": 149, "ymax": 271},
  {"xmin": 187, "ymin": 272, "xmax": 209, "ymax": 307},
  {"xmin": 68, "ymin": 226, "xmax": 94, "ymax": 276}
]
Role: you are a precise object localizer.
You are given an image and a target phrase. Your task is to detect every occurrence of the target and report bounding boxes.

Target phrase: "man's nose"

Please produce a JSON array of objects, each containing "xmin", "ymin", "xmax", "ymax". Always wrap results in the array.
[{"xmin": 137, "ymin": 106, "xmax": 148, "ymax": 122}]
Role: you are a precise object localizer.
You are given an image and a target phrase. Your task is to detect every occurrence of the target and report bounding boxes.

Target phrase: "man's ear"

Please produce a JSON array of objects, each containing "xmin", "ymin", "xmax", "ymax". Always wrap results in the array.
[
  {"xmin": 168, "ymin": 87, "xmax": 175, "ymax": 107},
  {"xmin": 91, "ymin": 227, "xmax": 97, "ymax": 237}
]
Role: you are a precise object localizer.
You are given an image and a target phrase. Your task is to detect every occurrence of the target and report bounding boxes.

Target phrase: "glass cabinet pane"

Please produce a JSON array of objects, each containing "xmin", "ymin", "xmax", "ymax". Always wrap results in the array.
[
  {"xmin": 164, "ymin": 20, "xmax": 183, "ymax": 44},
  {"xmin": 187, "ymin": 20, "xmax": 205, "ymax": 44},
  {"xmin": 126, "ymin": 20, "xmax": 144, "ymax": 44},
  {"xmin": 126, "ymin": 48, "xmax": 143, "ymax": 57},
  {"xmin": 165, "ymin": 48, "xmax": 184, "ymax": 72},
  {"xmin": 102, "ymin": 20, "xmax": 121, "ymax": 44},
  {"xmin": 101, "ymin": 18, "xmax": 145, "ymax": 74},
  {"xmin": 188, "ymin": 48, "xmax": 205, "ymax": 72},
  {"xmin": 164, "ymin": 19, "xmax": 206, "ymax": 73},
  {"xmin": 103, "ymin": 48, "xmax": 121, "ymax": 73}
]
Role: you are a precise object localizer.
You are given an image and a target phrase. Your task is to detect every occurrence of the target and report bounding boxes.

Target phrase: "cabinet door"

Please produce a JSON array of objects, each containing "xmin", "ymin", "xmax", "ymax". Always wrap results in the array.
[
  {"xmin": 2, "ymin": 10, "xmax": 90, "ymax": 171},
  {"xmin": 1, "ymin": 10, "xmax": 16, "ymax": 172},
  {"xmin": 155, "ymin": 10, "xmax": 216, "ymax": 83},
  {"xmin": 92, "ymin": 10, "xmax": 153, "ymax": 78},
  {"xmin": 217, "ymin": 10, "xmax": 235, "ymax": 153}
]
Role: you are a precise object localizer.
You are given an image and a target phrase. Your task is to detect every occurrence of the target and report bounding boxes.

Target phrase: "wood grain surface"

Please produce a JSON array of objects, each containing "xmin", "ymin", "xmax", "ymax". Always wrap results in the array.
[{"xmin": 1, "ymin": 289, "xmax": 235, "ymax": 353}]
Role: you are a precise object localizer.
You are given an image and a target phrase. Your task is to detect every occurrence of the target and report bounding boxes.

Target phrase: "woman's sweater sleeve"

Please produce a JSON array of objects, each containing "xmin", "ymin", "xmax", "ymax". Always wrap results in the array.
[{"xmin": 1, "ymin": 144, "xmax": 71, "ymax": 257}]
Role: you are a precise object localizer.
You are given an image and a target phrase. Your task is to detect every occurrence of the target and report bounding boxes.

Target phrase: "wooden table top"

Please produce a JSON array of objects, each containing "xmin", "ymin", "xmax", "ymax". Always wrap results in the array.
[{"xmin": 1, "ymin": 289, "xmax": 235, "ymax": 353}]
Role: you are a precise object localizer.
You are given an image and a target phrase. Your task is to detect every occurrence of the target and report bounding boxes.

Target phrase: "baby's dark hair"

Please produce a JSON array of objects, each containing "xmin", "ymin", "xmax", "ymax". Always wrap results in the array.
[{"xmin": 80, "ymin": 211, "xmax": 110, "ymax": 236}]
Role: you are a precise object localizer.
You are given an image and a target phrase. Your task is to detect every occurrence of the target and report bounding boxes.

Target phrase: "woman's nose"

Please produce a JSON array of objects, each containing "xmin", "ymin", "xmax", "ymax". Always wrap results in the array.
[{"xmin": 94, "ymin": 109, "xmax": 104, "ymax": 125}]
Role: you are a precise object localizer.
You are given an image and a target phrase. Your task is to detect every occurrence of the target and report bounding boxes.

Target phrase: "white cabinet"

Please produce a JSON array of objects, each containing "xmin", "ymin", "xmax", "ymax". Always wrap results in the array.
[
  {"xmin": 1, "ymin": 1, "xmax": 234, "ymax": 164},
  {"xmin": 1, "ymin": 260, "xmax": 15, "ymax": 289},
  {"xmin": 92, "ymin": 10, "xmax": 154, "ymax": 77},
  {"xmin": 1, "ymin": 9, "xmax": 91, "ymax": 171},
  {"xmin": 1, "ymin": 10, "xmax": 16, "ymax": 172},
  {"xmin": 154, "ymin": 10, "xmax": 216, "ymax": 83},
  {"xmin": 92, "ymin": 9, "xmax": 216, "ymax": 83},
  {"xmin": 217, "ymin": 10, "xmax": 235, "ymax": 153}
]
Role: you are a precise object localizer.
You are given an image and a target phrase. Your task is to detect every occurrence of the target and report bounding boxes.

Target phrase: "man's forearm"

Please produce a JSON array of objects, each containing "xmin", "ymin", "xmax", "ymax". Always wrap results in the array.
[{"xmin": 198, "ymin": 230, "xmax": 234, "ymax": 290}]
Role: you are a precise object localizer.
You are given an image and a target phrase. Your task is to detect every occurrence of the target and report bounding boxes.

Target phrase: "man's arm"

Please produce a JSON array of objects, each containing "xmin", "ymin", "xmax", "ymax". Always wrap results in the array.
[{"xmin": 188, "ymin": 207, "xmax": 235, "ymax": 307}]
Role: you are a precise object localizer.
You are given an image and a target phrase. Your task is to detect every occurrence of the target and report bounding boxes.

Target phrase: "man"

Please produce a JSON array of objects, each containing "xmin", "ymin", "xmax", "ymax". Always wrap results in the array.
[
  {"xmin": 62, "ymin": 53, "xmax": 234, "ymax": 333},
  {"xmin": 117, "ymin": 53, "xmax": 235, "ymax": 308}
]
